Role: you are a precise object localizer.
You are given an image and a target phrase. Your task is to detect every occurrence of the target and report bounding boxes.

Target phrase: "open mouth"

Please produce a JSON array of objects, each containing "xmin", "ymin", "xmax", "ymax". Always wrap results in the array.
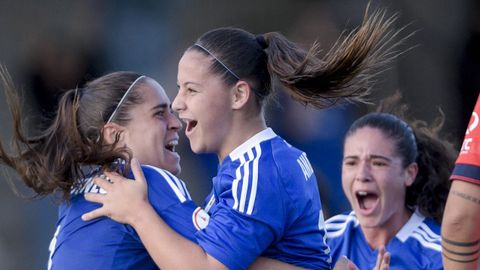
[
  {"xmin": 185, "ymin": 120, "xmax": 198, "ymax": 134},
  {"xmin": 165, "ymin": 139, "xmax": 178, "ymax": 152},
  {"xmin": 356, "ymin": 191, "xmax": 379, "ymax": 212}
]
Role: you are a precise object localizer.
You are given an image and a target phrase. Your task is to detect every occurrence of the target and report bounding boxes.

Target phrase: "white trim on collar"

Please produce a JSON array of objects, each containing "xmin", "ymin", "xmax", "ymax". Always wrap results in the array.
[
  {"xmin": 396, "ymin": 209, "xmax": 425, "ymax": 242},
  {"xmin": 229, "ymin": 128, "xmax": 277, "ymax": 160}
]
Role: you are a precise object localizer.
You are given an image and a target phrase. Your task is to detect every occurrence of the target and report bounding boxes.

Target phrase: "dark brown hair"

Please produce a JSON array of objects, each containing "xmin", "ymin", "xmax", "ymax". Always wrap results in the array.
[
  {"xmin": 345, "ymin": 93, "xmax": 457, "ymax": 223},
  {"xmin": 189, "ymin": 6, "xmax": 410, "ymax": 109},
  {"xmin": 0, "ymin": 67, "xmax": 146, "ymax": 201}
]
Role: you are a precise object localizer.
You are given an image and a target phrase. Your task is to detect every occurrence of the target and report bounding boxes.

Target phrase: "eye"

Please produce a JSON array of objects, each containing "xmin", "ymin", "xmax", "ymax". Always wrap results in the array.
[
  {"xmin": 154, "ymin": 109, "xmax": 167, "ymax": 118},
  {"xmin": 186, "ymin": 87, "xmax": 197, "ymax": 94},
  {"xmin": 343, "ymin": 160, "xmax": 356, "ymax": 166},
  {"xmin": 372, "ymin": 160, "xmax": 387, "ymax": 167}
]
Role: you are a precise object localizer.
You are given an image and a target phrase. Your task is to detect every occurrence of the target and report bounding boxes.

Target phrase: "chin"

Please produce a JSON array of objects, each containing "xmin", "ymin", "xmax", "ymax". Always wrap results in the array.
[
  {"xmin": 190, "ymin": 143, "xmax": 207, "ymax": 154},
  {"xmin": 170, "ymin": 166, "xmax": 181, "ymax": 176}
]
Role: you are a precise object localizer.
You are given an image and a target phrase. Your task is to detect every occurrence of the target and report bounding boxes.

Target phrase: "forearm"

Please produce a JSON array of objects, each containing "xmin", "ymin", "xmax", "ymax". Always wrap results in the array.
[
  {"xmin": 132, "ymin": 204, "xmax": 226, "ymax": 270},
  {"xmin": 249, "ymin": 257, "xmax": 306, "ymax": 270},
  {"xmin": 442, "ymin": 180, "xmax": 480, "ymax": 270}
]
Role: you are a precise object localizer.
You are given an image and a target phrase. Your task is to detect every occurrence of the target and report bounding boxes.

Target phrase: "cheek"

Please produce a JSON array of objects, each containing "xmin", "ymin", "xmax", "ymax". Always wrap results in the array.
[
  {"xmin": 341, "ymin": 169, "xmax": 353, "ymax": 197},
  {"xmin": 202, "ymin": 102, "xmax": 231, "ymax": 128}
]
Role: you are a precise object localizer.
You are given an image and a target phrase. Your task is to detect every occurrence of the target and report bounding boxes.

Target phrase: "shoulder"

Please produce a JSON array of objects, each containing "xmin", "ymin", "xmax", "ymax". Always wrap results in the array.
[
  {"xmin": 397, "ymin": 211, "xmax": 442, "ymax": 253},
  {"xmin": 140, "ymin": 165, "xmax": 192, "ymax": 203},
  {"xmin": 325, "ymin": 211, "xmax": 359, "ymax": 239}
]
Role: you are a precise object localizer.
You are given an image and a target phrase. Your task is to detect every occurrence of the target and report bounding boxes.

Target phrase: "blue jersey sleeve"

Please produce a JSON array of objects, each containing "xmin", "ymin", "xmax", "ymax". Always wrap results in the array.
[
  {"xmin": 195, "ymin": 159, "xmax": 286, "ymax": 270},
  {"xmin": 141, "ymin": 165, "xmax": 199, "ymax": 243}
]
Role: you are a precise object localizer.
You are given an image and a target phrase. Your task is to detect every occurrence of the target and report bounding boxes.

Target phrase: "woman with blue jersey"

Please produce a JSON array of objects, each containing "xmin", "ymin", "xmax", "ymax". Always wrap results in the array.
[
  {"xmin": 82, "ymin": 7, "xmax": 408, "ymax": 270},
  {"xmin": 326, "ymin": 94, "xmax": 457, "ymax": 269},
  {"xmin": 0, "ymin": 70, "xmax": 203, "ymax": 269}
]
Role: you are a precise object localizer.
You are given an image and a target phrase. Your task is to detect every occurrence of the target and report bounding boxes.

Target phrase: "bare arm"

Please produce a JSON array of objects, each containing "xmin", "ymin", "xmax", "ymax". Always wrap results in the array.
[
  {"xmin": 249, "ymin": 258, "xmax": 306, "ymax": 270},
  {"xmin": 442, "ymin": 180, "xmax": 480, "ymax": 270}
]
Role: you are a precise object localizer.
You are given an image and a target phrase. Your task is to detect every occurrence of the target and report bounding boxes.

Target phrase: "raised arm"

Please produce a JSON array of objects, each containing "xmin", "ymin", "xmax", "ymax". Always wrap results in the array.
[{"xmin": 442, "ymin": 94, "xmax": 480, "ymax": 269}]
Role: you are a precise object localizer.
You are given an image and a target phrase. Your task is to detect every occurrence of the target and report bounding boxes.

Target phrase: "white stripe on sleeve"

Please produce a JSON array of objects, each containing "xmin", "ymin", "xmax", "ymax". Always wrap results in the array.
[
  {"xmin": 239, "ymin": 150, "xmax": 254, "ymax": 213},
  {"xmin": 246, "ymin": 145, "xmax": 261, "ymax": 215}
]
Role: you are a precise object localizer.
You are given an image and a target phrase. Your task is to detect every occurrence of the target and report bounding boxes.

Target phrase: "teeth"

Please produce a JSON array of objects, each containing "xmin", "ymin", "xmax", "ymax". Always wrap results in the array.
[
  {"xmin": 167, "ymin": 140, "xmax": 178, "ymax": 146},
  {"xmin": 166, "ymin": 139, "xmax": 178, "ymax": 152},
  {"xmin": 357, "ymin": 191, "xmax": 368, "ymax": 196}
]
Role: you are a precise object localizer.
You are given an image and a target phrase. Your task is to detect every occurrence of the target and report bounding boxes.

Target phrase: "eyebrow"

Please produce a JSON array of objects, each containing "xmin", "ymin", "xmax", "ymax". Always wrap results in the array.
[
  {"xmin": 343, "ymin": 154, "xmax": 392, "ymax": 162},
  {"xmin": 150, "ymin": 103, "xmax": 170, "ymax": 112},
  {"xmin": 177, "ymin": 81, "xmax": 202, "ymax": 87}
]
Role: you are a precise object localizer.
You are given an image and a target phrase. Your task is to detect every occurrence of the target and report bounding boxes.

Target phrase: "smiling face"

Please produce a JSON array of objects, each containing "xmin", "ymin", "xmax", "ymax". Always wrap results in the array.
[
  {"xmin": 342, "ymin": 126, "xmax": 416, "ymax": 231},
  {"xmin": 173, "ymin": 50, "xmax": 235, "ymax": 157},
  {"xmin": 121, "ymin": 79, "xmax": 182, "ymax": 174}
]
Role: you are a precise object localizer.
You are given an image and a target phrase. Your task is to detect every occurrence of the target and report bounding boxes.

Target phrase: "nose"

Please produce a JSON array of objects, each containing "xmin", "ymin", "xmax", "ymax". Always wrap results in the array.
[
  {"xmin": 172, "ymin": 90, "xmax": 185, "ymax": 113},
  {"xmin": 168, "ymin": 113, "xmax": 182, "ymax": 130},
  {"xmin": 355, "ymin": 162, "xmax": 372, "ymax": 182}
]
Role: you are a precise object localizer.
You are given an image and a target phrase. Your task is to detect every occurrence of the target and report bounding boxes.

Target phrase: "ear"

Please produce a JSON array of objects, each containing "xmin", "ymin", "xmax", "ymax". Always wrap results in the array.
[
  {"xmin": 102, "ymin": 123, "xmax": 125, "ymax": 145},
  {"xmin": 404, "ymin": 162, "xmax": 418, "ymax": 187},
  {"xmin": 231, "ymin": 81, "xmax": 252, "ymax": 110}
]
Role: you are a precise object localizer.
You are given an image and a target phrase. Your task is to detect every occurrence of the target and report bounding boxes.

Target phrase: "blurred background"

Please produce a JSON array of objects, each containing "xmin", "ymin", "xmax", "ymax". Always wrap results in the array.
[{"xmin": 0, "ymin": 0, "xmax": 478, "ymax": 268}]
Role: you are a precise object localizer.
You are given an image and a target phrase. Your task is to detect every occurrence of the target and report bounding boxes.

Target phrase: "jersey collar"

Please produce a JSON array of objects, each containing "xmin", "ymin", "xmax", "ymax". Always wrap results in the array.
[
  {"xmin": 396, "ymin": 209, "xmax": 425, "ymax": 242},
  {"xmin": 229, "ymin": 128, "xmax": 277, "ymax": 160}
]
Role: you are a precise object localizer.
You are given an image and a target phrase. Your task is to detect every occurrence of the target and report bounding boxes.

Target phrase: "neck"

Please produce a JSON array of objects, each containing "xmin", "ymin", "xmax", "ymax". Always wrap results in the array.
[
  {"xmin": 361, "ymin": 207, "xmax": 412, "ymax": 250},
  {"xmin": 218, "ymin": 114, "xmax": 266, "ymax": 162}
]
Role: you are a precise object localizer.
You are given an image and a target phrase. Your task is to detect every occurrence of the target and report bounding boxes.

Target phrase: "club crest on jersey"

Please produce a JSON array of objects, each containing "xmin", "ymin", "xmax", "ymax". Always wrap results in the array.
[
  {"xmin": 460, "ymin": 110, "xmax": 479, "ymax": 156},
  {"xmin": 192, "ymin": 207, "xmax": 210, "ymax": 230}
]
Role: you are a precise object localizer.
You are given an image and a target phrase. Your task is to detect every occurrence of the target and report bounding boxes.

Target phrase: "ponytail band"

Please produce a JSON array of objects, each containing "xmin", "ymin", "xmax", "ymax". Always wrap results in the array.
[{"xmin": 255, "ymin": 35, "xmax": 268, "ymax": 49}]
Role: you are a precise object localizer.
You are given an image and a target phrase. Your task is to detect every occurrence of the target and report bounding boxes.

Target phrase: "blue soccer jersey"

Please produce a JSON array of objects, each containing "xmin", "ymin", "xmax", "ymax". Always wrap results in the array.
[
  {"xmin": 326, "ymin": 210, "xmax": 443, "ymax": 270},
  {"xmin": 195, "ymin": 128, "xmax": 331, "ymax": 270},
  {"xmin": 48, "ymin": 165, "xmax": 201, "ymax": 270}
]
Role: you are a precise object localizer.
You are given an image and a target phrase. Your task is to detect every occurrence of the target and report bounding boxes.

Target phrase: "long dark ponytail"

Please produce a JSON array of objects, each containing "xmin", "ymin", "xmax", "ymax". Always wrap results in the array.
[{"xmin": 190, "ymin": 5, "xmax": 410, "ymax": 109}]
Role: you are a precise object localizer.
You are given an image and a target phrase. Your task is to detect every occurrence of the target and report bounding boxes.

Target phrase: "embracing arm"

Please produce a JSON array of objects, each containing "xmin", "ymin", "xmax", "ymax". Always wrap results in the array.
[
  {"xmin": 82, "ymin": 160, "xmax": 227, "ymax": 270},
  {"xmin": 82, "ymin": 159, "xmax": 306, "ymax": 270},
  {"xmin": 442, "ymin": 180, "xmax": 480, "ymax": 270}
]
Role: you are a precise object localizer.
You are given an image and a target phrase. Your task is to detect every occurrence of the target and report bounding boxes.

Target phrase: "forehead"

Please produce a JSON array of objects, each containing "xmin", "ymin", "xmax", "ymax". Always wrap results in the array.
[
  {"xmin": 177, "ymin": 50, "xmax": 215, "ymax": 83},
  {"xmin": 136, "ymin": 79, "xmax": 170, "ymax": 105},
  {"xmin": 344, "ymin": 127, "xmax": 397, "ymax": 156}
]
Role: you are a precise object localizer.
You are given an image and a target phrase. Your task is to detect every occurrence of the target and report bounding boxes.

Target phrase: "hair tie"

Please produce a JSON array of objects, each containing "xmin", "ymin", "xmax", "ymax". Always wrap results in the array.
[{"xmin": 255, "ymin": 35, "xmax": 268, "ymax": 49}]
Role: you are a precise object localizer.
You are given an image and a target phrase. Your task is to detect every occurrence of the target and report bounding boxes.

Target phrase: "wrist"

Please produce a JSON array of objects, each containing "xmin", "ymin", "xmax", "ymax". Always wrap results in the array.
[{"xmin": 129, "ymin": 202, "xmax": 157, "ymax": 229}]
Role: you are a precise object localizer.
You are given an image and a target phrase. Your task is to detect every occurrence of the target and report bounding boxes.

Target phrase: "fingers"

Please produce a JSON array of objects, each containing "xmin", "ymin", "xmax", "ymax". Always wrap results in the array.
[
  {"xmin": 375, "ymin": 246, "xmax": 385, "ymax": 267},
  {"xmin": 131, "ymin": 158, "xmax": 147, "ymax": 185},
  {"xmin": 92, "ymin": 175, "xmax": 113, "ymax": 192},
  {"xmin": 333, "ymin": 256, "xmax": 359, "ymax": 270},
  {"xmin": 381, "ymin": 252, "xmax": 391, "ymax": 270},
  {"xmin": 81, "ymin": 207, "xmax": 108, "ymax": 221},
  {"xmin": 84, "ymin": 192, "xmax": 105, "ymax": 204},
  {"xmin": 374, "ymin": 246, "xmax": 390, "ymax": 270}
]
